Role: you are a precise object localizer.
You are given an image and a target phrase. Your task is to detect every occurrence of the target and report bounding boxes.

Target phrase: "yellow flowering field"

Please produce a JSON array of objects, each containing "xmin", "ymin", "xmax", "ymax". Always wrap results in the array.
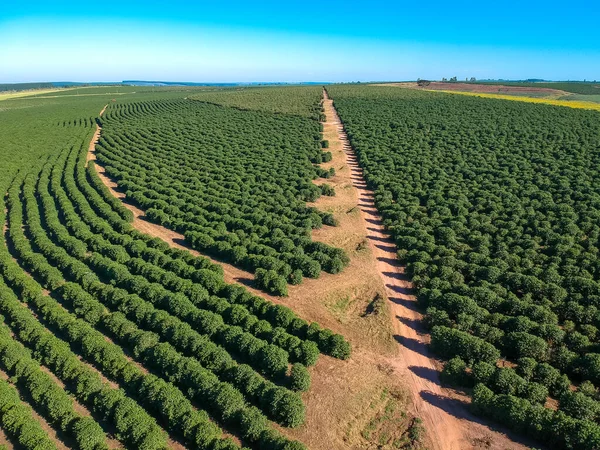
[{"xmin": 430, "ymin": 89, "xmax": 600, "ymax": 111}]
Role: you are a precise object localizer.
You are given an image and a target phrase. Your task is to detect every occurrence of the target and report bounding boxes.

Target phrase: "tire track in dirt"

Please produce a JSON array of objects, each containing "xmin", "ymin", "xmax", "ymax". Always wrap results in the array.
[{"xmin": 323, "ymin": 90, "xmax": 533, "ymax": 450}]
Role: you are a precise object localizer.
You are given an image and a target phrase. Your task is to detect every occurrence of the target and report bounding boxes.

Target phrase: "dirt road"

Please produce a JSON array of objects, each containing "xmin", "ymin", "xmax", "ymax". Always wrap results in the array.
[
  {"xmin": 322, "ymin": 91, "xmax": 533, "ymax": 450},
  {"xmin": 86, "ymin": 104, "xmax": 108, "ymax": 161},
  {"xmin": 322, "ymin": 91, "xmax": 468, "ymax": 449}
]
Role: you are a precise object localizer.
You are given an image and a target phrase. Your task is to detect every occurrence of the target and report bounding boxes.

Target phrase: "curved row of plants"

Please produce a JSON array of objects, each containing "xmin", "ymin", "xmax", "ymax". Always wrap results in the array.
[
  {"xmin": 0, "ymin": 212, "xmax": 170, "ymax": 448},
  {"xmin": 95, "ymin": 95, "xmax": 346, "ymax": 294},
  {"xmin": 5, "ymin": 158, "xmax": 309, "ymax": 449},
  {"xmin": 328, "ymin": 84, "xmax": 600, "ymax": 449},
  {"xmin": 7, "ymin": 168, "xmax": 235, "ymax": 449},
  {"xmin": 0, "ymin": 316, "xmax": 109, "ymax": 450},
  {"xmin": 0, "ymin": 370, "xmax": 58, "ymax": 450},
  {"xmin": 0, "ymin": 108, "xmax": 351, "ymax": 448}
]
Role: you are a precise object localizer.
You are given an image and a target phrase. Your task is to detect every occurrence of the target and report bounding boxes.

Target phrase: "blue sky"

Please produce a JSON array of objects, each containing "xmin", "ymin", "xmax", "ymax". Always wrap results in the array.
[{"xmin": 1, "ymin": 0, "xmax": 599, "ymax": 82}]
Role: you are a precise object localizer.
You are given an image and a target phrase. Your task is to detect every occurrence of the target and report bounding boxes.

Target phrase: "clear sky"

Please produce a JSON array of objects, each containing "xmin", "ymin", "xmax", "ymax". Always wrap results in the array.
[{"xmin": 1, "ymin": 0, "xmax": 599, "ymax": 83}]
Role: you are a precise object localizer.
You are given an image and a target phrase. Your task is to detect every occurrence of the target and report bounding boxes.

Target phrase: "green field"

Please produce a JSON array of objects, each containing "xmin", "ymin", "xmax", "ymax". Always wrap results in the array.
[
  {"xmin": 96, "ymin": 87, "xmax": 346, "ymax": 295},
  {"xmin": 0, "ymin": 95, "xmax": 102, "ymax": 190},
  {"xmin": 5, "ymin": 81, "xmax": 600, "ymax": 450},
  {"xmin": 328, "ymin": 84, "xmax": 600, "ymax": 450},
  {"xmin": 0, "ymin": 87, "xmax": 357, "ymax": 450}
]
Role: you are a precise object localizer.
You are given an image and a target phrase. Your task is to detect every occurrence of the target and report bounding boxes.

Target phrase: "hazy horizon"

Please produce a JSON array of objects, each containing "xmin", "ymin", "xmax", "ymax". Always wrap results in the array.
[
  {"xmin": 2, "ymin": 0, "xmax": 599, "ymax": 83},
  {"xmin": 1, "ymin": 79, "xmax": 598, "ymax": 86}
]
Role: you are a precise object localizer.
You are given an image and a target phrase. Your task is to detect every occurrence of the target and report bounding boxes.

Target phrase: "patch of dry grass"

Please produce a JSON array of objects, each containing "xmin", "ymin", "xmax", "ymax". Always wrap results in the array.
[{"xmin": 281, "ymin": 350, "xmax": 422, "ymax": 449}]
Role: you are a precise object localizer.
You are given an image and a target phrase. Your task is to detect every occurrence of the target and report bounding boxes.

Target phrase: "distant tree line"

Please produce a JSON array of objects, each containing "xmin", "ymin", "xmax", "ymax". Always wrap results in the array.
[{"xmin": 0, "ymin": 82, "xmax": 53, "ymax": 92}]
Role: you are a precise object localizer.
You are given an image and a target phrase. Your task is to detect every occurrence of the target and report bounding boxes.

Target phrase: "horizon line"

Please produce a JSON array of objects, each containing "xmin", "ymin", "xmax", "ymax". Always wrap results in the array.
[{"xmin": 1, "ymin": 79, "xmax": 599, "ymax": 86}]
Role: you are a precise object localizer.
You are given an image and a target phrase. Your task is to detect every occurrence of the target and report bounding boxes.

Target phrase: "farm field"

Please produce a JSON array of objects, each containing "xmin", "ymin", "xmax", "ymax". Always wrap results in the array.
[
  {"xmin": 379, "ymin": 81, "xmax": 600, "ymax": 110},
  {"xmin": 328, "ymin": 84, "xmax": 600, "ymax": 450},
  {"xmin": 94, "ymin": 87, "xmax": 348, "ymax": 296},
  {"xmin": 0, "ymin": 85, "xmax": 436, "ymax": 450},
  {"xmin": 379, "ymin": 81, "xmax": 567, "ymax": 97},
  {"xmin": 471, "ymin": 81, "xmax": 600, "ymax": 96},
  {"xmin": 0, "ymin": 88, "xmax": 75, "ymax": 101},
  {"xmin": 560, "ymin": 94, "xmax": 600, "ymax": 104},
  {"xmin": 4, "ymin": 80, "xmax": 600, "ymax": 450},
  {"xmin": 424, "ymin": 90, "xmax": 600, "ymax": 112}
]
